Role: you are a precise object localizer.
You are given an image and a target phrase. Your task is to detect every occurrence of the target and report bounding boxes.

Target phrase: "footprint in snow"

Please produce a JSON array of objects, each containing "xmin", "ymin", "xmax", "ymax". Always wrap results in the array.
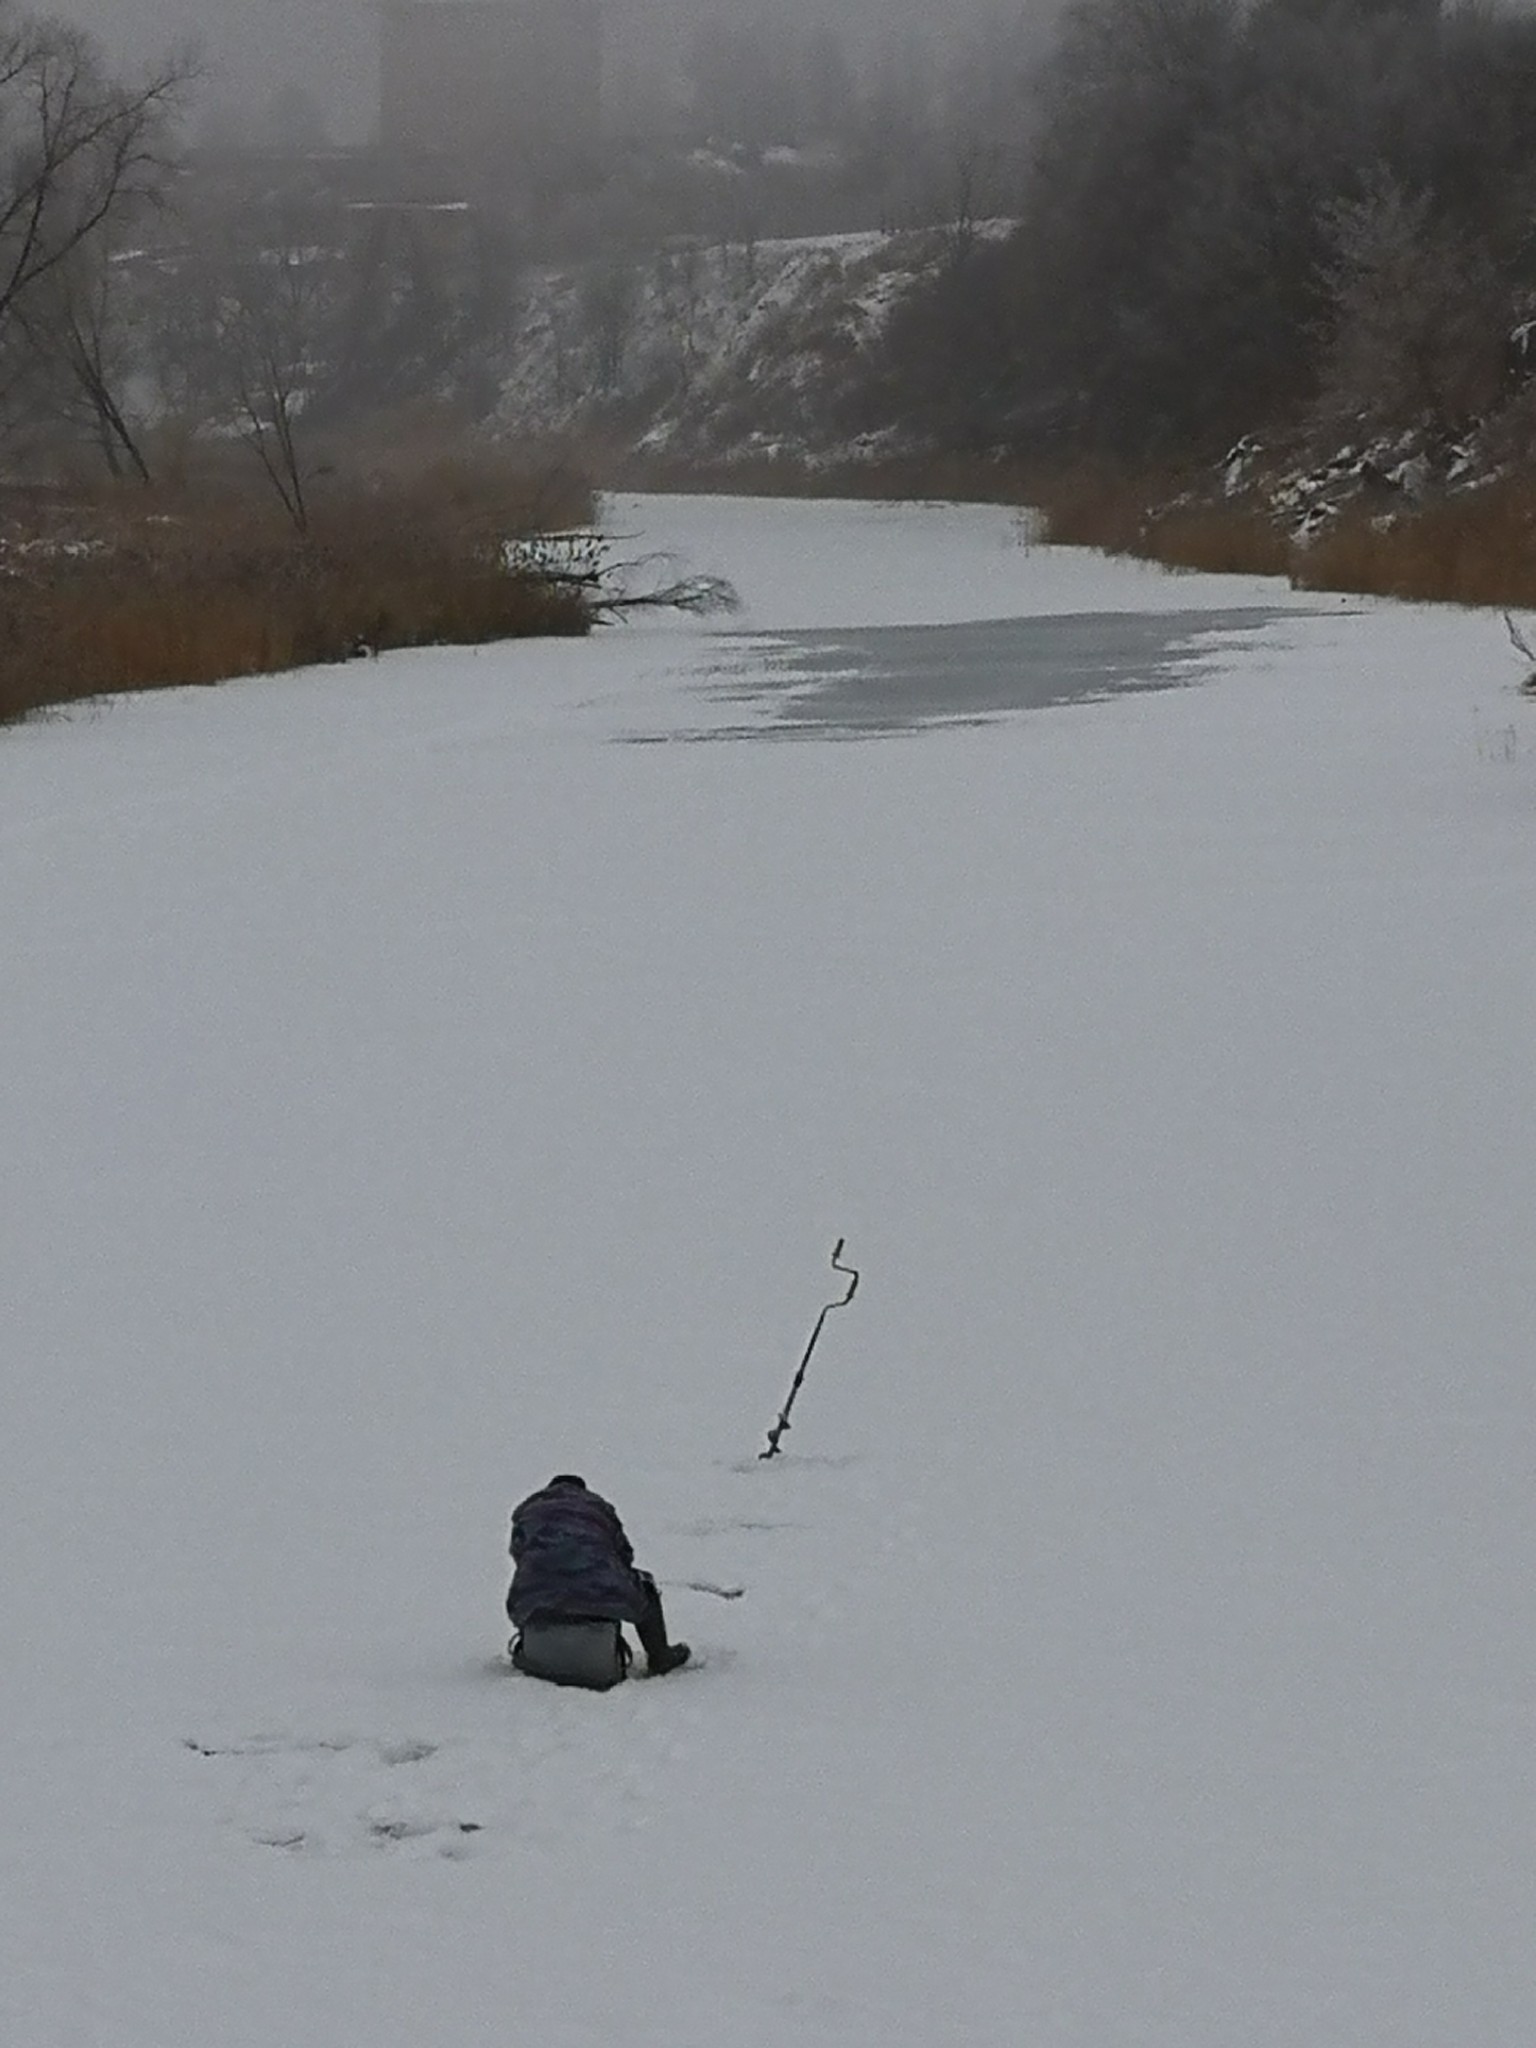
[
  {"xmin": 183, "ymin": 1676, "xmax": 713, "ymax": 1858},
  {"xmin": 183, "ymin": 1731, "xmax": 481, "ymax": 1859}
]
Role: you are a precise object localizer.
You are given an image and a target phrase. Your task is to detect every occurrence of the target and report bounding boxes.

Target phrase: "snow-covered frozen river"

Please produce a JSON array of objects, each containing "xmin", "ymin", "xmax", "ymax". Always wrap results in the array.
[{"xmin": 2, "ymin": 493, "xmax": 1533, "ymax": 2048}]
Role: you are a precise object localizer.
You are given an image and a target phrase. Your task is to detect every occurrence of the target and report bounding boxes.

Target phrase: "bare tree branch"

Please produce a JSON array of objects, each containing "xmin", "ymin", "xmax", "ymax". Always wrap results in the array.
[{"xmin": 0, "ymin": 13, "xmax": 194, "ymax": 342}]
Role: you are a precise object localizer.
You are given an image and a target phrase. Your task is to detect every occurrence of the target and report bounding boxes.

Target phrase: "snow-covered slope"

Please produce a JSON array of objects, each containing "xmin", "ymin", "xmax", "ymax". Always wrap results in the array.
[
  {"xmin": 495, "ymin": 228, "xmax": 994, "ymax": 467},
  {"xmin": 3, "ymin": 497, "xmax": 1534, "ymax": 2046}
]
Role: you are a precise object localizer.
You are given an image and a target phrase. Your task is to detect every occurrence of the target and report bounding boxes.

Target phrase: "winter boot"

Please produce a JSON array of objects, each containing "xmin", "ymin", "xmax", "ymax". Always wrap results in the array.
[
  {"xmin": 647, "ymin": 1640, "xmax": 691, "ymax": 1677},
  {"xmin": 634, "ymin": 1574, "xmax": 690, "ymax": 1674}
]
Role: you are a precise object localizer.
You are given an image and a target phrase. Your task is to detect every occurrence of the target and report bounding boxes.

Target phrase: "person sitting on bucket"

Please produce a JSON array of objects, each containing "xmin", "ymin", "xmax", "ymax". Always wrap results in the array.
[{"xmin": 507, "ymin": 1474, "xmax": 690, "ymax": 1688}]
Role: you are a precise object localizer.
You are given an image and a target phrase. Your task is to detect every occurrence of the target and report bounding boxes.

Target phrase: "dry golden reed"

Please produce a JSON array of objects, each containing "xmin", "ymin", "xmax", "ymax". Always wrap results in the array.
[
  {"xmin": 0, "ymin": 457, "xmax": 594, "ymax": 726},
  {"xmin": 1032, "ymin": 465, "xmax": 1536, "ymax": 605}
]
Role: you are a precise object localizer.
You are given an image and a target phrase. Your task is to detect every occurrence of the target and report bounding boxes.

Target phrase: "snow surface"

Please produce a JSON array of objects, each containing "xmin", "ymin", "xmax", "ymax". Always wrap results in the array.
[{"xmin": 3, "ymin": 493, "xmax": 1535, "ymax": 2046}]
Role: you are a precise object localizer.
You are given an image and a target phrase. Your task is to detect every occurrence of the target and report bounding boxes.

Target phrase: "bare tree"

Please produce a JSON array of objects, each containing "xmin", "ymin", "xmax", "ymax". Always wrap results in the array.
[
  {"xmin": 225, "ymin": 262, "xmax": 318, "ymax": 532},
  {"xmin": 578, "ymin": 257, "xmax": 638, "ymax": 392},
  {"xmin": 0, "ymin": 13, "xmax": 192, "ymax": 340},
  {"xmin": 654, "ymin": 238, "xmax": 708, "ymax": 398},
  {"xmin": 941, "ymin": 140, "xmax": 1006, "ymax": 265},
  {"xmin": 10, "ymin": 225, "xmax": 155, "ymax": 478},
  {"xmin": 159, "ymin": 196, "xmax": 337, "ymax": 531}
]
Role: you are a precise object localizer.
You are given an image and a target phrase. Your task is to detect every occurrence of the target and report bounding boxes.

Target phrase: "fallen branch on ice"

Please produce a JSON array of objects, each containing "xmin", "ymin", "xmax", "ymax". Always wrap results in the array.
[{"xmin": 506, "ymin": 532, "xmax": 741, "ymax": 620}]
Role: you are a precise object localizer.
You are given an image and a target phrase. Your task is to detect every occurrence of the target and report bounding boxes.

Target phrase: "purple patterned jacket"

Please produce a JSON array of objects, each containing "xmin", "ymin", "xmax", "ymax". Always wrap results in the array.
[{"xmin": 506, "ymin": 1479, "xmax": 649, "ymax": 1627}]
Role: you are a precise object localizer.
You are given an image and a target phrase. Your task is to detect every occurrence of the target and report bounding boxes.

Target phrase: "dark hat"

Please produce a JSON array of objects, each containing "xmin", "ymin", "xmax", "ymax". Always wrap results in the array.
[{"xmin": 549, "ymin": 1472, "xmax": 587, "ymax": 1489}]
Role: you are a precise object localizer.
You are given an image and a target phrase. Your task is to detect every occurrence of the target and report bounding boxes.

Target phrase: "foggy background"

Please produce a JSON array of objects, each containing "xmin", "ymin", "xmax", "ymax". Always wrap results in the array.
[
  {"xmin": 50, "ymin": 1, "xmax": 372, "ymax": 136},
  {"xmin": 46, "ymin": 0, "xmax": 999, "ymax": 146}
]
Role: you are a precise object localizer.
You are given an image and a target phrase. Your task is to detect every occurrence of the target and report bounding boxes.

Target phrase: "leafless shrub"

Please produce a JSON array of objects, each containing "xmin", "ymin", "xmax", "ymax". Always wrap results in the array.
[{"xmin": 1501, "ymin": 609, "xmax": 1536, "ymax": 695}]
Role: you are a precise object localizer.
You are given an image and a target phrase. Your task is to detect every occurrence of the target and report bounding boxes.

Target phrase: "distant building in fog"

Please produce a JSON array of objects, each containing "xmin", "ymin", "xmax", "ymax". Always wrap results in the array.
[{"xmin": 377, "ymin": 0, "xmax": 604, "ymax": 173}]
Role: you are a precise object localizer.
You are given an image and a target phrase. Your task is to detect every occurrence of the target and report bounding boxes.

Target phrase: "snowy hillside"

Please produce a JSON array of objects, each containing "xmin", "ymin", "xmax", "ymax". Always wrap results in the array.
[
  {"xmin": 495, "ymin": 227, "xmax": 998, "ymax": 468},
  {"xmin": 3, "ymin": 495, "xmax": 1535, "ymax": 2046}
]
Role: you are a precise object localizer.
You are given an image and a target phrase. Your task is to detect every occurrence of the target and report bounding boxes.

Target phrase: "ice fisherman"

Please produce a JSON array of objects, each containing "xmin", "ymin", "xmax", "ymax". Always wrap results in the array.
[{"xmin": 506, "ymin": 1474, "xmax": 691, "ymax": 1689}]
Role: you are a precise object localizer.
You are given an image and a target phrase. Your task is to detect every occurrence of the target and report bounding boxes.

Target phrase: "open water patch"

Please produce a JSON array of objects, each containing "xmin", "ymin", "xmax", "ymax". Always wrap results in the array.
[{"xmin": 627, "ymin": 608, "xmax": 1296, "ymax": 742}]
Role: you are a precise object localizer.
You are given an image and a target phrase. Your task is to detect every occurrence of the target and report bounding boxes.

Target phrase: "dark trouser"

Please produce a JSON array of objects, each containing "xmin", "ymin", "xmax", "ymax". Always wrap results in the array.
[{"xmin": 632, "ymin": 1570, "xmax": 674, "ymax": 1670}]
